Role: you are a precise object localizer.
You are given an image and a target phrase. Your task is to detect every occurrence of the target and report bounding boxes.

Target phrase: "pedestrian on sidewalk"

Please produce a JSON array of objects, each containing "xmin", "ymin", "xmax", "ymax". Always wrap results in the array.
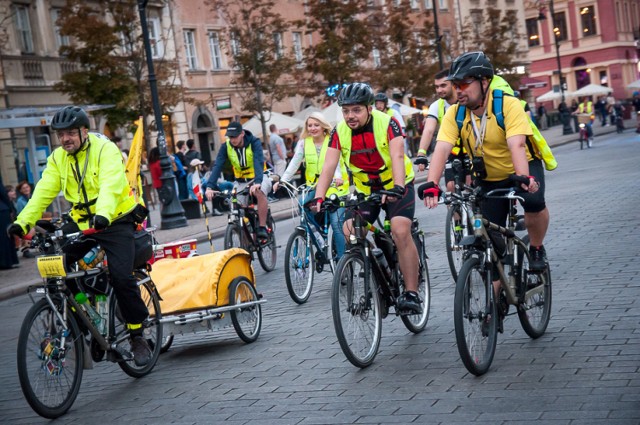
[
  {"xmin": 632, "ymin": 91, "xmax": 640, "ymax": 134},
  {"xmin": 0, "ymin": 174, "xmax": 19, "ymax": 269},
  {"xmin": 537, "ymin": 103, "xmax": 548, "ymax": 130},
  {"xmin": 268, "ymin": 124, "xmax": 287, "ymax": 201}
]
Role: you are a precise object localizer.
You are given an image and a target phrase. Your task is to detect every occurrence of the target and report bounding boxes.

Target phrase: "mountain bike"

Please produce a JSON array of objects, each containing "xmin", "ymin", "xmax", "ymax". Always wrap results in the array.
[
  {"xmin": 17, "ymin": 219, "xmax": 162, "ymax": 418},
  {"xmin": 454, "ymin": 175, "xmax": 552, "ymax": 376},
  {"xmin": 329, "ymin": 191, "xmax": 431, "ymax": 368},
  {"xmin": 219, "ymin": 180, "xmax": 277, "ymax": 272},
  {"xmin": 279, "ymin": 180, "xmax": 337, "ymax": 304},
  {"xmin": 443, "ymin": 158, "xmax": 473, "ymax": 281}
]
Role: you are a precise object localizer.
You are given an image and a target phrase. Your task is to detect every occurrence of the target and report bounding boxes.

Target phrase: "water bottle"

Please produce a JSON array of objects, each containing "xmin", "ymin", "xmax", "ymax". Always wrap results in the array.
[
  {"xmin": 473, "ymin": 214, "xmax": 483, "ymax": 236},
  {"xmin": 383, "ymin": 219, "xmax": 391, "ymax": 233},
  {"xmin": 74, "ymin": 292, "xmax": 103, "ymax": 328},
  {"xmin": 372, "ymin": 248, "xmax": 392, "ymax": 282},
  {"xmin": 95, "ymin": 295, "xmax": 108, "ymax": 335},
  {"xmin": 312, "ymin": 228, "xmax": 325, "ymax": 249}
]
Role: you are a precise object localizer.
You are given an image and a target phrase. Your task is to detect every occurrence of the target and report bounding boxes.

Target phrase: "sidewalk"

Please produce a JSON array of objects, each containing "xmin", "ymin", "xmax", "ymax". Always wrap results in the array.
[{"xmin": 1, "ymin": 117, "xmax": 636, "ymax": 300}]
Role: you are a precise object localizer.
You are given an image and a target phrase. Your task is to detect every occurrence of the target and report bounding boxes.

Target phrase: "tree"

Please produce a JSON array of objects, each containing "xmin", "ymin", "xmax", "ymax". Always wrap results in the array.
[
  {"xmin": 295, "ymin": 0, "xmax": 373, "ymax": 97},
  {"xmin": 55, "ymin": 0, "xmax": 182, "ymax": 141},
  {"xmin": 367, "ymin": 1, "xmax": 443, "ymax": 101},
  {"xmin": 458, "ymin": 7, "xmax": 523, "ymax": 89},
  {"xmin": 207, "ymin": 0, "xmax": 297, "ymax": 142}
]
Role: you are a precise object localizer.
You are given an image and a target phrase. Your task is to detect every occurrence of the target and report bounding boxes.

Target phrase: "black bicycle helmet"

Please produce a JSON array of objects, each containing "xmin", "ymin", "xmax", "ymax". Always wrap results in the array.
[
  {"xmin": 51, "ymin": 106, "xmax": 90, "ymax": 130},
  {"xmin": 447, "ymin": 51, "xmax": 494, "ymax": 81},
  {"xmin": 374, "ymin": 92, "xmax": 388, "ymax": 104},
  {"xmin": 337, "ymin": 83, "xmax": 375, "ymax": 106}
]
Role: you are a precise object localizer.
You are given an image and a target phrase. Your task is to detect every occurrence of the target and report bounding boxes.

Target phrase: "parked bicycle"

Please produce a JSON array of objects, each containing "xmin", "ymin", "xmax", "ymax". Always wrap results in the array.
[
  {"xmin": 443, "ymin": 158, "xmax": 474, "ymax": 281},
  {"xmin": 17, "ymin": 219, "xmax": 162, "ymax": 418},
  {"xmin": 279, "ymin": 180, "xmax": 337, "ymax": 304},
  {"xmin": 453, "ymin": 175, "xmax": 552, "ymax": 376},
  {"xmin": 218, "ymin": 180, "xmax": 278, "ymax": 272},
  {"xmin": 328, "ymin": 191, "xmax": 431, "ymax": 368},
  {"xmin": 576, "ymin": 113, "xmax": 594, "ymax": 150}
]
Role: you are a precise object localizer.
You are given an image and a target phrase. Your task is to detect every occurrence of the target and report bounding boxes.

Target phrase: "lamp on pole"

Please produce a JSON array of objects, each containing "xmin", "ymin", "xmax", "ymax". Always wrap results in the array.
[
  {"xmin": 137, "ymin": 0, "xmax": 187, "ymax": 229},
  {"xmin": 432, "ymin": 1, "xmax": 444, "ymax": 71},
  {"xmin": 538, "ymin": 0, "xmax": 573, "ymax": 135}
]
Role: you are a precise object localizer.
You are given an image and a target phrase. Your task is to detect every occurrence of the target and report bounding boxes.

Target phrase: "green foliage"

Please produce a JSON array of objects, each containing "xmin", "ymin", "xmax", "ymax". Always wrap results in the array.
[
  {"xmin": 458, "ymin": 8, "xmax": 523, "ymax": 90},
  {"xmin": 294, "ymin": 0, "xmax": 373, "ymax": 93},
  {"xmin": 54, "ymin": 1, "xmax": 181, "ymax": 131}
]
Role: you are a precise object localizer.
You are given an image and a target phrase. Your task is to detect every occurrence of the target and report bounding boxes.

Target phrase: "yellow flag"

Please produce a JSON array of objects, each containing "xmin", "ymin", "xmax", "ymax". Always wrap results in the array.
[{"xmin": 125, "ymin": 117, "xmax": 145, "ymax": 205}]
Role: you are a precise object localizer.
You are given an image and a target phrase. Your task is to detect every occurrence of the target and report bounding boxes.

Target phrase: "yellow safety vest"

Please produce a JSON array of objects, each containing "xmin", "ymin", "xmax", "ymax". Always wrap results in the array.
[
  {"xmin": 303, "ymin": 136, "xmax": 349, "ymax": 197},
  {"xmin": 226, "ymin": 139, "xmax": 255, "ymax": 179},
  {"xmin": 15, "ymin": 133, "xmax": 137, "ymax": 231},
  {"xmin": 579, "ymin": 101, "xmax": 593, "ymax": 114},
  {"xmin": 336, "ymin": 109, "xmax": 414, "ymax": 194}
]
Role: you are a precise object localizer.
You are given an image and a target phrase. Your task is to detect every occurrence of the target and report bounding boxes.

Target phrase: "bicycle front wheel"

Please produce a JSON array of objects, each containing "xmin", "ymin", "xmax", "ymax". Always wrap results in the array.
[
  {"xmin": 17, "ymin": 297, "xmax": 84, "ymax": 419},
  {"xmin": 224, "ymin": 223, "xmax": 243, "ymax": 250},
  {"xmin": 115, "ymin": 272, "xmax": 163, "ymax": 378},
  {"xmin": 332, "ymin": 251, "xmax": 382, "ymax": 368},
  {"xmin": 516, "ymin": 238, "xmax": 552, "ymax": 338},
  {"xmin": 284, "ymin": 228, "xmax": 314, "ymax": 304},
  {"xmin": 454, "ymin": 256, "xmax": 498, "ymax": 376},
  {"xmin": 257, "ymin": 213, "xmax": 277, "ymax": 272},
  {"xmin": 401, "ymin": 233, "xmax": 431, "ymax": 333},
  {"xmin": 445, "ymin": 204, "xmax": 468, "ymax": 282}
]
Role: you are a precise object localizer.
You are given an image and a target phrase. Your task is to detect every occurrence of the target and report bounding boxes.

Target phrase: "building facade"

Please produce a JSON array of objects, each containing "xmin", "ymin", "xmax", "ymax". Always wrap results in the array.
[{"xmin": 525, "ymin": 0, "xmax": 640, "ymax": 106}]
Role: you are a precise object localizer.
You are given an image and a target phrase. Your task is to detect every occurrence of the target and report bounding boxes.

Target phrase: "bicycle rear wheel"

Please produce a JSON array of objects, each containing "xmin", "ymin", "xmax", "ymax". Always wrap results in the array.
[
  {"xmin": 445, "ymin": 203, "xmax": 467, "ymax": 281},
  {"xmin": 516, "ymin": 238, "xmax": 552, "ymax": 338},
  {"xmin": 284, "ymin": 228, "xmax": 314, "ymax": 304},
  {"xmin": 454, "ymin": 256, "xmax": 498, "ymax": 376},
  {"xmin": 115, "ymin": 273, "xmax": 162, "ymax": 378},
  {"xmin": 17, "ymin": 297, "xmax": 84, "ymax": 419},
  {"xmin": 332, "ymin": 251, "xmax": 382, "ymax": 368},
  {"xmin": 258, "ymin": 213, "xmax": 277, "ymax": 272},
  {"xmin": 401, "ymin": 233, "xmax": 431, "ymax": 333}
]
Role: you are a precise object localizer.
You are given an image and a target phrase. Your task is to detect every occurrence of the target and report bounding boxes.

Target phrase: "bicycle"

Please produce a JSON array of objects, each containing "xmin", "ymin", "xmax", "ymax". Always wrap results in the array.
[
  {"xmin": 576, "ymin": 113, "xmax": 594, "ymax": 150},
  {"xmin": 328, "ymin": 191, "xmax": 431, "ymax": 368},
  {"xmin": 279, "ymin": 180, "xmax": 337, "ymax": 304},
  {"xmin": 453, "ymin": 175, "xmax": 552, "ymax": 376},
  {"xmin": 443, "ymin": 158, "xmax": 474, "ymax": 281},
  {"xmin": 17, "ymin": 219, "xmax": 163, "ymax": 418},
  {"xmin": 219, "ymin": 180, "xmax": 278, "ymax": 272}
]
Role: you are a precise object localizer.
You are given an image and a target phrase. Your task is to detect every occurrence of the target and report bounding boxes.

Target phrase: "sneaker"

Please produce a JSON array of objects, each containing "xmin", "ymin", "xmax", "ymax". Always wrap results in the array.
[
  {"xmin": 130, "ymin": 335, "xmax": 151, "ymax": 366},
  {"xmin": 257, "ymin": 226, "xmax": 268, "ymax": 241},
  {"xmin": 529, "ymin": 245, "xmax": 547, "ymax": 272},
  {"xmin": 212, "ymin": 208, "xmax": 223, "ymax": 216},
  {"xmin": 397, "ymin": 290, "xmax": 423, "ymax": 315}
]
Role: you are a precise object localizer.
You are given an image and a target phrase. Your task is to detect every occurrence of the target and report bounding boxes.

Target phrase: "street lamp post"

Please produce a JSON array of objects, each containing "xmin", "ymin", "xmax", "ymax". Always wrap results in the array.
[
  {"xmin": 432, "ymin": 2, "xmax": 444, "ymax": 71},
  {"xmin": 539, "ymin": 0, "xmax": 573, "ymax": 135},
  {"xmin": 137, "ymin": 0, "xmax": 187, "ymax": 229}
]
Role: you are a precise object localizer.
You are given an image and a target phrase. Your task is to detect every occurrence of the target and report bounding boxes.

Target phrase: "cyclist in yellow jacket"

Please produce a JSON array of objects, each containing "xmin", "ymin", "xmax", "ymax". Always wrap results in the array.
[
  {"xmin": 314, "ymin": 83, "xmax": 422, "ymax": 314},
  {"xmin": 7, "ymin": 106, "xmax": 152, "ymax": 366}
]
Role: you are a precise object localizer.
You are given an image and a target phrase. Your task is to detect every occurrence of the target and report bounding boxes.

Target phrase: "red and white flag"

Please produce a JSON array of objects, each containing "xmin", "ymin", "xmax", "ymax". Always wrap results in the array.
[{"xmin": 191, "ymin": 171, "xmax": 203, "ymax": 204}]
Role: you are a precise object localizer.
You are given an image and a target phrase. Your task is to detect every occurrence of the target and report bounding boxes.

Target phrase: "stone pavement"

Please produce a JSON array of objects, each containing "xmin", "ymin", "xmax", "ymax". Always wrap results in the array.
[{"xmin": 0, "ymin": 117, "xmax": 636, "ymax": 301}]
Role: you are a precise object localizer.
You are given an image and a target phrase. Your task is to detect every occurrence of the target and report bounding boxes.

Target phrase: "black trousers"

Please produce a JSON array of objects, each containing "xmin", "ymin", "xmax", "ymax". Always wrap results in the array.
[{"xmin": 63, "ymin": 215, "xmax": 149, "ymax": 325}]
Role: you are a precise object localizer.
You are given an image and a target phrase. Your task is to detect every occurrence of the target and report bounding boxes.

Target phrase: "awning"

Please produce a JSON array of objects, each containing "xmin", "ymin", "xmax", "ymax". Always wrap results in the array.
[{"xmin": 519, "ymin": 76, "xmax": 547, "ymax": 90}]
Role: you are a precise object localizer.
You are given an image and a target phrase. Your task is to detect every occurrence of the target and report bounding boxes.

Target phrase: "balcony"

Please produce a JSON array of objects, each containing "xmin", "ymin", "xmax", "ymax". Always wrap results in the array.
[{"xmin": 1, "ymin": 56, "xmax": 79, "ymax": 88}]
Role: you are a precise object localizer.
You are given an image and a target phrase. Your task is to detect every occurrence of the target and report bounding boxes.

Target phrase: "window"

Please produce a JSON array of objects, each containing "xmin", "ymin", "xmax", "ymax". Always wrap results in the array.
[
  {"xmin": 424, "ymin": 0, "xmax": 432, "ymax": 8},
  {"xmin": 292, "ymin": 32, "xmax": 303, "ymax": 63},
  {"xmin": 14, "ymin": 5, "xmax": 34, "ymax": 53},
  {"xmin": 372, "ymin": 48, "xmax": 381, "ymax": 68},
  {"xmin": 410, "ymin": 0, "xmax": 419, "ymax": 10},
  {"xmin": 552, "ymin": 11, "xmax": 567, "ymax": 42},
  {"xmin": 413, "ymin": 31, "xmax": 422, "ymax": 54},
  {"xmin": 439, "ymin": 0, "xmax": 447, "ymax": 10},
  {"xmin": 580, "ymin": 6, "xmax": 596, "ymax": 37},
  {"xmin": 273, "ymin": 32, "xmax": 283, "ymax": 59},
  {"xmin": 183, "ymin": 30, "xmax": 198, "ymax": 70},
  {"xmin": 50, "ymin": 9, "xmax": 70, "ymax": 50},
  {"xmin": 470, "ymin": 10, "xmax": 483, "ymax": 38},
  {"xmin": 208, "ymin": 31, "xmax": 223, "ymax": 69},
  {"xmin": 120, "ymin": 32, "xmax": 133, "ymax": 55},
  {"xmin": 148, "ymin": 17, "xmax": 164, "ymax": 58},
  {"xmin": 230, "ymin": 32, "xmax": 240, "ymax": 58},
  {"xmin": 525, "ymin": 18, "xmax": 540, "ymax": 47}
]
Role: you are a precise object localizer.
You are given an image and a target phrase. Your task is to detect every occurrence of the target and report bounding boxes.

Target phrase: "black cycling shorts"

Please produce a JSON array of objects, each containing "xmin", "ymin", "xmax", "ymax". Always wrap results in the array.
[
  {"xmin": 345, "ymin": 181, "xmax": 415, "ymax": 224},
  {"xmin": 479, "ymin": 159, "xmax": 546, "ymax": 227}
]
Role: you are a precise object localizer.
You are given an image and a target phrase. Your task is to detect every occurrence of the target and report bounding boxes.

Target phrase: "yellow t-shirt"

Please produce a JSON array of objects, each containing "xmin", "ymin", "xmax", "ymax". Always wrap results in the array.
[{"xmin": 437, "ymin": 93, "xmax": 534, "ymax": 181}]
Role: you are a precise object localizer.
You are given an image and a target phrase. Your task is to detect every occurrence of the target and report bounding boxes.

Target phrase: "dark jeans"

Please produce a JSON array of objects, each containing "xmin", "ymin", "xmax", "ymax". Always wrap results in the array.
[{"xmin": 63, "ymin": 215, "xmax": 149, "ymax": 325}]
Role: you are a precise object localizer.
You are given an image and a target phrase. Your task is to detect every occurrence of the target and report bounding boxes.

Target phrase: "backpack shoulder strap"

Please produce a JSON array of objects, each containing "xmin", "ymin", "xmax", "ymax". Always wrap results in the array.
[
  {"xmin": 492, "ymin": 89, "xmax": 505, "ymax": 130},
  {"xmin": 455, "ymin": 105, "xmax": 466, "ymax": 131}
]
